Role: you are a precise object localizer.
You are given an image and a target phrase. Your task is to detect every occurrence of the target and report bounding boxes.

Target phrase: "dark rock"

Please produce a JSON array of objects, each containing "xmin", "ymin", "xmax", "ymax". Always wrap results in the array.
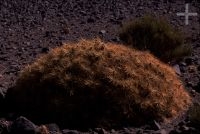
[
  {"xmin": 79, "ymin": 11, "xmax": 87, "ymax": 16},
  {"xmin": 0, "ymin": 89, "xmax": 5, "ymax": 101},
  {"xmin": 41, "ymin": 47, "xmax": 49, "ymax": 53},
  {"xmin": 191, "ymin": 90, "xmax": 196, "ymax": 96},
  {"xmin": 36, "ymin": 124, "xmax": 62, "ymax": 134},
  {"xmin": 62, "ymin": 129, "xmax": 80, "ymax": 134},
  {"xmin": 194, "ymin": 60, "xmax": 200, "ymax": 65},
  {"xmin": 198, "ymin": 65, "xmax": 200, "ymax": 71},
  {"xmin": 179, "ymin": 66, "xmax": 186, "ymax": 73},
  {"xmin": 111, "ymin": 37, "xmax": 120, "ymax": 42},
  {"xmin": 179, "ymin": 62, "xmax": 187, "ymax": 66},
  {"xmin": 194, "ymin": 82, "xmax": 200, "ymax": 92},
  {"xmin": 185, "ymin": 57, "xmax": 194, "ymax": 65},
  {"xmin": 153, "ymin": 120, "xmax": 161, "ymax": 130},
  {"xmin": 9, "ymin": 116, "xmax": 37, "ymax": 134},
  {"xmin": 0, "ymin": 89, "xmax": 5, "ymax": 112},
  {"xmin": 178, "ymin": 121, "xmax": 185, "ymax": 127},
  {"xmin": 94, "ymin": 128, "xmax": 108, "ymax": 134},
  {"xmin": 87, "ymin": 18, "xmax": 95, "ymax": 23},
  {"xmin": 45, "ymin": 124, "xmax": 61, "ymax": 134},
  {"xmin": 180, "ymin": 125, "xmax": 190, "ymax": 131},
  {"xmin": 63, "ymin": 27, "xmax": 70, "ymax": 34},
  {"xmin": 0, "ymin": 119, "xmax": 11, "ymax": 134},
  {"xmin": 188, "ymin": 65, "xmax": 197, "ymax": 73},
  {"xmin": 186, "ymin": 81, "xmax": 195, "ymax": 88},
  {"xmin": 170, "ymin": 128, "xmax": 182, "ymax": 134}
]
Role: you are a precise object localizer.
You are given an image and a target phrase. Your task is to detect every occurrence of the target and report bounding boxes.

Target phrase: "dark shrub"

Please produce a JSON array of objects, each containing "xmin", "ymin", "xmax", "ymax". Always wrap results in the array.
[{"xmin": 119, "ymin": 16, "xmax": 191, "ymax": 62}]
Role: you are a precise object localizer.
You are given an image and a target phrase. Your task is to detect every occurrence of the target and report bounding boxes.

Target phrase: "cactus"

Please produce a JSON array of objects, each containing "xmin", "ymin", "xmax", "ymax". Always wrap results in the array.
[{"xmin": 6, "ymin": 39, "xmax": 191, "ymax": 129}]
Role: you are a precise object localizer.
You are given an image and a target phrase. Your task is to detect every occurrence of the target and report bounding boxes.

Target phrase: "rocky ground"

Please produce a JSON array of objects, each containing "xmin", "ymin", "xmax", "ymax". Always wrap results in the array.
[{"xmin": 0, "ymin": 0, "xmax": 200, "ymax": 133}]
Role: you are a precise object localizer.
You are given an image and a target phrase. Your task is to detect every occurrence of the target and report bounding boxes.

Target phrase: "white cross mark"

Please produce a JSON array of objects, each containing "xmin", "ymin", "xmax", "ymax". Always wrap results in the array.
[{"xmin": 176, "ymin": 3, "xmax": 198, "ymax": 25}]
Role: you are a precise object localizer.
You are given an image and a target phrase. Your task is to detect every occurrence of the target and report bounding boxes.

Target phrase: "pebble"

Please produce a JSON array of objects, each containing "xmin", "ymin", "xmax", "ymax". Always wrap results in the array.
[
  {"xmin": 153, "ymin": 120, "xmax": 161, "ymax": 130},
  {"xmin": 9, "ymin": 116, "xmax": 37, "ymax": 134},
  {"xmin": 45, "ymin": 123, "xmax": 62, "ymax": 134},
  {"xmin": 197, "ymin": 65, "xmax": 200, "ymax": 71},
  {"xmin": 191, "ymin": 89, "xmax": 196, "ymax": 95},
  {"xmin": 194, "ymin": 82, "xmax": 200, "ymax": 92},
  {"xmin": 41, "ymin": 47, "xmax": 50, "ymax": 53},
  {"xmin": 94, "ymin": 128, "xmax": 108, "ymax": 134},
  {"xmin": 172, "ymin": 64, "xmax": 181, "ymax": 75},
  {"xmin": 62, "ymin": 129, "xmax": 81, "ymax": 134},
  {"xmin": 87, "ymin": 18, "xmax": 95, "ymax": 23},
  {"xmin": 0, "ymin": 119, "xmax": 11, "ymax": 134},
  {"xmin": 79, "ymin": 11, "xmax": 87, "ymax": 16},
  {"xmin": 179, "ymin": 62, "xmax": 187, "ymax": 66},
  {"xmin": 185, "ymin": 57, "xmax": 194, "ymax": 65},
  {"xmin": 186, "ymin": 81, "xmax": 195, "ymax": 88},
  {"xmin": 99, "ymin": 30, "xmax": 106, "ymax": 34},
  {"xmin": 188, "ymin": 65, "xmax": 197, "ymax": 73}
]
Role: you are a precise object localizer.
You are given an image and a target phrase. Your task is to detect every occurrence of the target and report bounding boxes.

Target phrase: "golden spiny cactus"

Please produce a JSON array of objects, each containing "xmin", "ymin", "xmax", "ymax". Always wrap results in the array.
[{"xmin": 6, "ymin": 39, "xmax": 191, "ymax": 129}]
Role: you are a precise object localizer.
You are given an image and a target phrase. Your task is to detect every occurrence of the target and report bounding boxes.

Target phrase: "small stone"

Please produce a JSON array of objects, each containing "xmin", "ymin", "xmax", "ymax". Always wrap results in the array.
[
  {"xmin": 36, "ymin": 125, "xmax": 48, "ymax": 134},
  {"xmin": 9, "ymin": 116, "xmax": 37, "ymax": 134},
  {"xmin": 188, "ymin": 65, "xmax": 197, "ymax": 73},
  {"xmin": 191, "ymin": 89, "xmax": 196, "ymax": 94},
  {"xmin": 154, "ymin": 120, "xmax": 161, "ymax": 130},
  {"xmin": 0, "ymin": 65, "xmax": 7, "ymax": 74},
  {"xmin": 0, "ymin": 119, "xmax": 11, "ymax": 134},
  {"xmin": 45, "ymin": 124, "xmax": 61, "ymax": 134},
  {"xmin": 99, "ymin": 30, "xmax": 106, "ymax": 34},
  {"xmin": 63, "ymin": 27, "xmax": 70, "ymax": 34},
  {"xmin": 62, "ymin": 129, "xmax": 80, "ymax": 134},
  {"xmin": 0, "ymin": 89, "xmax": 5, "ymax": 109},
  {"xmin": 186, "ymin": 81, "xmax": 195, "ymax": 88},
  {"xmin": 138, "ymin": 6, "xmax": 143, "ymax": 10},
  {"xmin": 182, "ymin": 125, "xmax": 190, "ymax": 131},
  {"xmin": 170, "ymin": 129, "xmax": 182, "ymax": 134},
  {"xmin": 194, "ymin": 60, "xmax": 200, "ymax": 65},
  {"xmin": 80, "ymin": 11, "xmax": 87, "ymax": 16},
  {"xmin": 185, "ymin": 57, "xmax": 194, "ymax": 65},
  {"xmin": 179, "ymin": 62, "xmax": 187, "ymax": 66},
  {"xmin": 0, "ymin": 89, "xmax": 5, "ymax": 98},
  {"xmin": 194, "ymin": 82, "xmax": 200, "ymax": 92},
  {"xmin": 26, "ymin": 42, "xmax": 30, "ymax": 46},
  {"xmin": 111, "ymin": 37, "xmax": 120, "ymax": 42},
  {"xmin": 13, "ymin": 47, "xmax": 17, "ymax": 50},
  {"xmin": 94, "ymin": 128, "xmax": 108, "ymax": 134},
  {"xmin": 41, "ymin": 47, "xmax": 49, "ymax": 53},
  {"xmin": 172, "ymin": 64, "xmax": 181, "ymax": 75},
  {"xmin": 179, "ymin": 66, "xmax": 186, "ymax": 73},
  {"xmin": 87, "ymin": 18, "xmax": 95, "ymax": 23},
  {"xmin": 80, "ymin": 21, "xmax": 86, "ymax": 24},
  {"xmin": 197, "ymin": 65, "xmax": 200, "ymax": 71}
]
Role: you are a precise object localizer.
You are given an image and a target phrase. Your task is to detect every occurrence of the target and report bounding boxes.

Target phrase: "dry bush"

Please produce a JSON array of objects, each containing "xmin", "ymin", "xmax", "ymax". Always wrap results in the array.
[
  {"xmin": 119, "ymin": 16, "xmax": 191, "ymax": 62},
  {"xmin": 6, "ymin": 39, "xmax": 191, "ymax": 129}
]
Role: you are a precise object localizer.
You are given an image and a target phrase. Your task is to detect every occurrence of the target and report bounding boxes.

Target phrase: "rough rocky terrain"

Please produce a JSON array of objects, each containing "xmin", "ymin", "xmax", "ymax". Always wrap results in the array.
[{"xmin": 0, "ymin": 0, "xmax": 200, "ymax": 133}]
